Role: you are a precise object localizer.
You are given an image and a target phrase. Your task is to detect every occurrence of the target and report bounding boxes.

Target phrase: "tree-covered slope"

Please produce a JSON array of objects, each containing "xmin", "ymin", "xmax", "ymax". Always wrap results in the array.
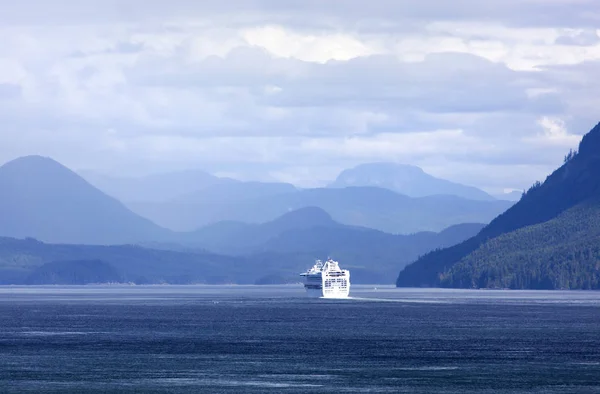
[
  {"xmin": 440, "ymin": 200, "xmax": 600, "ymax": 289},
  {"xmin": 397, "ymin": 121, "xmax": 600, "ymax": 289}
]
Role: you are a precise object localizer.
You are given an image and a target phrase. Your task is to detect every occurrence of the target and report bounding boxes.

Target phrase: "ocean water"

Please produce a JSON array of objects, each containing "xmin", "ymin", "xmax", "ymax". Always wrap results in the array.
[{"xmin": 0, "ymin": 285, "xmax": 599, "ymax": 393}]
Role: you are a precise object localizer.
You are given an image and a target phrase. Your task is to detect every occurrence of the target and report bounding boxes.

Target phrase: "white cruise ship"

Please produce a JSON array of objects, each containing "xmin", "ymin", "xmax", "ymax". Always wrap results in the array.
[{"xmin": 300, "ymin": 259, "xmax": 350, "ymax": 298}]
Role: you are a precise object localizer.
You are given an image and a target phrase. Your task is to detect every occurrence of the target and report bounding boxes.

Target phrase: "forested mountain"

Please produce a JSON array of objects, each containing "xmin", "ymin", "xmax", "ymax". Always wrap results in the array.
[
  {"xmin": 130, "ymin": 186, "xmax": 511, "ymax": 233},
  {"xmin": 0, "ymin": 156, "xmax": 170, "ymax": 245},
  {"xmin": 329, "ymin": 162, "xmax": 495, "ymax": 200},
  {"xmin": 397, "ymin": 122, "xmax": 600, "ymax": 289},
  {"xmin": 439, "ymin": 201, "xmax": 600, "ymax": 289}
]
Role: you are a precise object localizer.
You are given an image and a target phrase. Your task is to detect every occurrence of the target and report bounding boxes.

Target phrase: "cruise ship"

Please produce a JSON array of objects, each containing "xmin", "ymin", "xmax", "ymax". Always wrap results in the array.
[{"xmin": 300, "ymin": 259, "xmax": 350, "ymax": 298}]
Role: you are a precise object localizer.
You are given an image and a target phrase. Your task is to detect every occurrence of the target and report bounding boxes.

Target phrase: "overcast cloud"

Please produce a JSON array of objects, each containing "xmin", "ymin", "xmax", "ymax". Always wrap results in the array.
[{"xmin": 1, "ymin": 0, "xmax": 599, "ymax": 192}]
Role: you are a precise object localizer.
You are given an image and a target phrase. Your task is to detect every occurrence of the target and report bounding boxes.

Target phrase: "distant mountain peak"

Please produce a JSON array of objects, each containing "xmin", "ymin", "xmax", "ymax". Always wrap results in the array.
[{"xmin": 329, "ymin": 162, "xmax": 495, "ymax": 201}]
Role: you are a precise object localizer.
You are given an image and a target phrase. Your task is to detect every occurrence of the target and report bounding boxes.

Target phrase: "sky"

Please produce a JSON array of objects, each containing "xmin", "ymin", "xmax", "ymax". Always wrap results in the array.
[{"xmin": 1, "ymin": 0, "xmax": 599, "ymax": 193}]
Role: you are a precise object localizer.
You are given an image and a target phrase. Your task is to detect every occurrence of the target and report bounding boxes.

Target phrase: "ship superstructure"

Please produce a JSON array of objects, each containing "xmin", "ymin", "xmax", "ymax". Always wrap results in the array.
[{"xmin": 300, "ymin": 259, "xmax": 350, "ymax": 298}]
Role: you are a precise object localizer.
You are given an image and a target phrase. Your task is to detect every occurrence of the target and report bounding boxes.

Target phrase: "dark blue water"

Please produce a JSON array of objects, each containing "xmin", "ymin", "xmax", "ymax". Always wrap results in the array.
[{"xmin": 1, "ymin": 286, "xmax": 599, "ymax": 393}]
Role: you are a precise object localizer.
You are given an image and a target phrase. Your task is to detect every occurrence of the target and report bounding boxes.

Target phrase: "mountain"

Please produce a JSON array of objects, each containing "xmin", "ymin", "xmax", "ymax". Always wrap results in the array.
[
  {"xmin": 0, "ymin": 156, "xmax": 170, "ymax": 245},
  {"xmin": 329, "ymin": 162, "xmax": 495, "ymax": 201},
  {"xmin": 130, "ymin": 187, "xmax": 512, "ymax": 233},
  {"xmin": 438, "ymin": 201, "xmax": 600, "ymax": 289},
  {"xmin": 397, "ymin": 122, "xmax": 600, "ymax": 289}
]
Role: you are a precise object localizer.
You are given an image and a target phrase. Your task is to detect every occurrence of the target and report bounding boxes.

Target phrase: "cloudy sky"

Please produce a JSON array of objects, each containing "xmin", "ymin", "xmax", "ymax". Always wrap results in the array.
[{"xmin": 1, "ymin": 0, "xmax": 599, "ymax": 192}]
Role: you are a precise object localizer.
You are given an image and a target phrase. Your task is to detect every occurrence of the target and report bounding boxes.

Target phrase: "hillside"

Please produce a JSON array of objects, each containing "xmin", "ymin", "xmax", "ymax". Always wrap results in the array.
[
  {"xmin": 130, "ymin": 186, "xmax": 511, "ymax": 233},
  {"xmin": 0, "ymin": 156, "xmax": 170, "ymax": 245},
  {"xmin": 439, "ymin": 201, "xmax": 600, "ymax": 289},
  {"xmin": 397, "ymin": 121, "xmax": 600, "ymax": 289},
  {"xmin": 329, "ymin": 162, "xmax": 495, "ymax": 200}
]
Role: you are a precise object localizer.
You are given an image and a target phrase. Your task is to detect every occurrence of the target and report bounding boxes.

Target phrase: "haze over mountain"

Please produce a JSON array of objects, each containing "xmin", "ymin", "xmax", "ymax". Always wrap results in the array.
[
  {"xmin": 173, "ymin": 181, "xmax": 297, "ymax": 204},
  {"xmin": 0, "ymin": 155, "xmax": 503, "ymax": 253},
  {"xmin": 0, "ymin": 156, "xmax": 169, "ymax": 245},
  {"xmin": 397, "ymin": 122, "xmax": 600, "ymax": 290},
  {"xmin": 130, "ymin": 187, "xmax": 512, "ymax": 234},
  {"xmin": 81, "ymin": 170, "xmax": 297, "ymax": 204},
  {"xmin": 329, "ymin": 163, "xmax": 495, "ymax": 201},
  {"xmin": 80, "ymin": 170, "xmax": 223, "ymax": 203}
]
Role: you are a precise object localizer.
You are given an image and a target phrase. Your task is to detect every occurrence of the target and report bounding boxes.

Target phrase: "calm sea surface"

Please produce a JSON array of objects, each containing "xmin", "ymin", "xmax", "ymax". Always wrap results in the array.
[{"xmin": 1, "ymin": 285, "xmax": 599, "ymax": 393}]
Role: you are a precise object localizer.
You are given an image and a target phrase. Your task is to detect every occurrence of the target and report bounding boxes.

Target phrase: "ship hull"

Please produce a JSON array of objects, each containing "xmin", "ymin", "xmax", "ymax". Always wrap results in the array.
[
  {"xmin": 305, "ymin": 288, "xmax": 324, "ymax": 298},
  {"xmin": 303, "ymin": 286, "xmax": 350, "ymax": 298}
]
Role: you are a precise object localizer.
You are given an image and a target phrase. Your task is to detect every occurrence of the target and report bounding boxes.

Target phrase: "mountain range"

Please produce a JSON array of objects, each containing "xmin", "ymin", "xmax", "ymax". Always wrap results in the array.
[
  {"xmin": 0, "ymin": 156, "xmax": 512, "ymax": 239},
  {"xmin": 397, "ymin": 122, "xmax": 600, "ymax": 290},
  {"xmin": 82, "ymin": 161, "xmax": 514, "ymax": 234},
  {"xmin": 128, "ymin": 188, "xmax": 511, "ymax": 234},
  {"xmin": 0, "ymin": 154, "xmax": 511, "ymax": 285}
]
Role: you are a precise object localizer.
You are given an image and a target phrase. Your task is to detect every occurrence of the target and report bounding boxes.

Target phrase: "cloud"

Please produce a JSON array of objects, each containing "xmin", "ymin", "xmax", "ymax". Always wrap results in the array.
[
  {"xmin": 0, "ymin": 0, "xmax": 597, "ymax": 193},
  {"xmin": 2, "ymin": 0, "xmax": 599, "ymax": 29},
  {"xmin": 555, "ymin": 29, "xmax": 600, "ymax": 46}
]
